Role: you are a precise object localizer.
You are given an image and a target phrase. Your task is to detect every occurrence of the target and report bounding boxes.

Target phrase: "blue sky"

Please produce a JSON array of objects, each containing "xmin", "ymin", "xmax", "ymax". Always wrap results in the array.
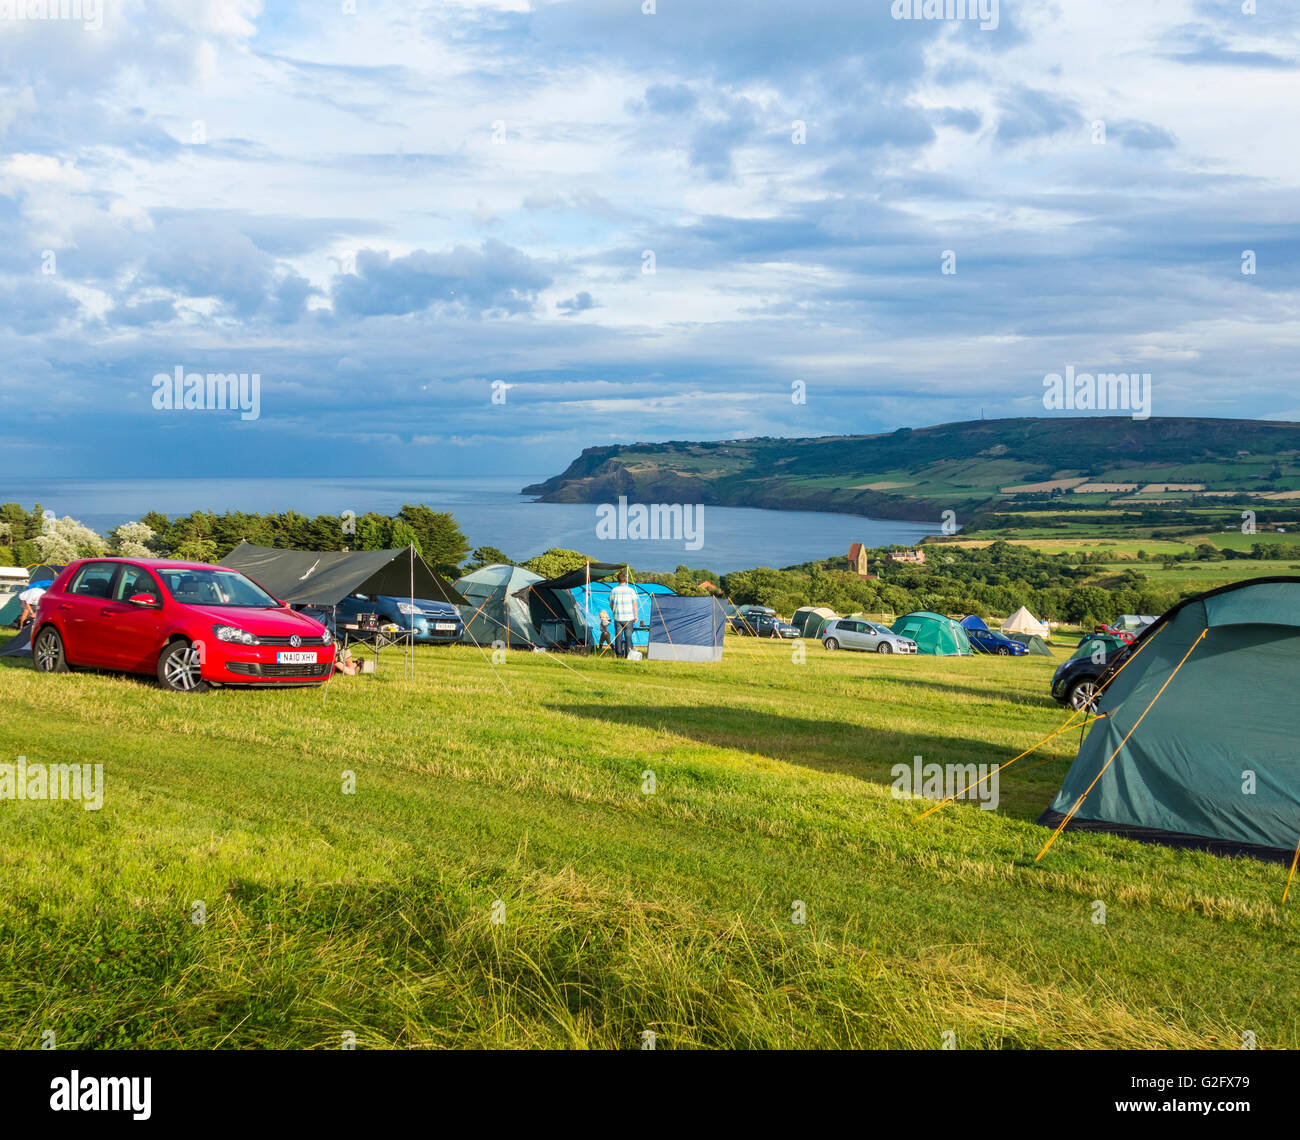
[{"xmin": 1, "ymin": 0, "xmax": 1297, "ymax": 478}]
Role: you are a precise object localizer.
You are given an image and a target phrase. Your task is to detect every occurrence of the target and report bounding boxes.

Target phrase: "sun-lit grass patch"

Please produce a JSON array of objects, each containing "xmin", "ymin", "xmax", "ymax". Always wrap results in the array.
[{"xmin": 0, "ymin": 637, "xmax": 1295, "ymax": 1048}]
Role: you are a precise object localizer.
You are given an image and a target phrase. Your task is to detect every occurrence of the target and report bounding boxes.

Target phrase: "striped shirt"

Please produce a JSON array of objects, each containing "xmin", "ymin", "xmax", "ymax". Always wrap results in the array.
[{"xmin": 608, "ymin": 583, "xmax": 639, "ymax": 623}]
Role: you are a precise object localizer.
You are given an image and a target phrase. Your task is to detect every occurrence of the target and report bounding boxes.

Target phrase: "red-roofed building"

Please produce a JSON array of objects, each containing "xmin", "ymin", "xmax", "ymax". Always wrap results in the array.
[{"xmin": 847, "ymin": 543, "xmax": 876, "ymax": 578}]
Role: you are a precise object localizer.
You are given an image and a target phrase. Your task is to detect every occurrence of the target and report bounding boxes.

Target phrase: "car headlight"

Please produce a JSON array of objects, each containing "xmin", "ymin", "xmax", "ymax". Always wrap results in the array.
[{"xmin": 212, "ymin": 624, "xmax": 257, "ymax": 645}]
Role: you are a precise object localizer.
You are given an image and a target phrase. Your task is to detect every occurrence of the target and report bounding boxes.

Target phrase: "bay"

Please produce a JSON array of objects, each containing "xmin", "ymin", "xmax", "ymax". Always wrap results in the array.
[{"xmin": 0, "ymin": 475, "xmax": 938, "ymax": 573}]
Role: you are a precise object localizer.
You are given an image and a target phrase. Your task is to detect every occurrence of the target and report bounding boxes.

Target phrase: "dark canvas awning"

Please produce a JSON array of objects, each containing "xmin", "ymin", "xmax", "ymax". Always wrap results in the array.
[
  {"xmin": 219, "ymin": 542, "xmax": 467, "ymax": 607},
  {"xmin": 519, "ymin": 561, "xmax": 628, "ymax": 594}
]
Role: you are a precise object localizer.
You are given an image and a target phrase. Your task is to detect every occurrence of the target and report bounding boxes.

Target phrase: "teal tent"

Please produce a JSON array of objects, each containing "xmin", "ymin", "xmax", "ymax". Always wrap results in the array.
[
  {"xmin": 453, "ymin": 564, "xmax": 547, "ymax": 648},
  {"xmin": 1067, "ymin": 632, "xmax": 1129, "ymax": 664},
  {"xmin": 892, "ymin": 611, "xmax": 972, "ymax": 656},
  {"xmin": 0, "ymin": 590, "xmax": 22, "ymax": 628},
  {"xmin": 1006, "ymin": 632, "xmax": 1053, "ymax": 656},
  {"xmin": 1039, "ymin": 577, "xmax": 1300, "ymax": 862}
]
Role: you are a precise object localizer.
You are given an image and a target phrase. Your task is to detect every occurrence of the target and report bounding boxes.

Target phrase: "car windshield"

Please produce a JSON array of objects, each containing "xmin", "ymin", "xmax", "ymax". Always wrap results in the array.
[
  {"xmin": 867, "ymin": 623, "xmax": 891, "ymax": 635},
  {"xmin": 156, "ymin": 568, "xmax": 279, "ymax": 608}
]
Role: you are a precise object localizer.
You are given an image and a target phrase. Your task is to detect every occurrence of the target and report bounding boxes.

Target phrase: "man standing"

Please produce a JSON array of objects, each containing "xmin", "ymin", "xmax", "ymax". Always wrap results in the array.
[{"xmin": 608, "ymin": 570, "xmax": 639, "ymax": 658}]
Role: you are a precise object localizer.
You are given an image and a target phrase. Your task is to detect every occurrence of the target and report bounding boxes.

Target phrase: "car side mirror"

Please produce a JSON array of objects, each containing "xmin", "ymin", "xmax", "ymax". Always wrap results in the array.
[{"xmin": 128, "ymin": 593, "xmax": 160, "ymax": 607}]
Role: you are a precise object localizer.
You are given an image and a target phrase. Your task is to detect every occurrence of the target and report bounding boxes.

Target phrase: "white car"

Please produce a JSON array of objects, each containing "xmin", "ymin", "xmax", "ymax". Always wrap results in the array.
[{"xmin": 820, "ymin": 618, "xmax": 917, "ymax": 654}]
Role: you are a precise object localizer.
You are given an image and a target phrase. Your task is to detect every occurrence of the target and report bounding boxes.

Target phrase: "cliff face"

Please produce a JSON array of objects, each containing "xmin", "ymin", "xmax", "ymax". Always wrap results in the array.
[{"xmin": 522, "ymin": 417, "xmax": 1300, "ymax": 523}]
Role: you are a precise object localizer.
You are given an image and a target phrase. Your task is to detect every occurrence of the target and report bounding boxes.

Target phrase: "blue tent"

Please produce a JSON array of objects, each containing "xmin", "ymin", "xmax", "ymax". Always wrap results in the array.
[
  {"xmin": 569, "ymin": 580, "xmax": 674, "ymax": 652},
  {"xmin": 646, "ymin": 595, "xmax": 727, "ymax": 662}
]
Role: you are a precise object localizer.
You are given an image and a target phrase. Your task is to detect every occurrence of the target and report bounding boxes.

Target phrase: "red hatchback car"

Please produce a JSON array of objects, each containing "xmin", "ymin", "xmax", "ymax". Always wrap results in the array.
[{"xmin": 32, "ymin": 558, "xmax": 335, "ymax": 691}]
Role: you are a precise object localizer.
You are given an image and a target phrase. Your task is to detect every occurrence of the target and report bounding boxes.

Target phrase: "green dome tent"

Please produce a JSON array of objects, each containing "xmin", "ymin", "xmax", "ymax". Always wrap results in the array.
[
  {"xmin": 892, "ymin": 611, "xmax": 972, "ymax": 656},
  {"xmin": 453, "ymin": 564, "xmax": 546, "ymax": 648},
  {"xmin": 792, "ymin": 606, "xmax": 837, "ymax": 639},
  {"xmin": 1006, "ymin": 632, "xmax": 1053, "ymax": 656},
  {"xmin": 1039, "ymin": 577, "xmax": 1300, "ymax": 862}
]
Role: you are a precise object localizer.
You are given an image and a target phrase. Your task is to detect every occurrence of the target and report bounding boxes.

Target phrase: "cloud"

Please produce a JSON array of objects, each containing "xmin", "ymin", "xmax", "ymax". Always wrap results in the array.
[
  {"xmin": 994, "ymin": 86, "xmax": 1083, "ymax": 145},
  {"xmin": 1115, "ymin": 120, "xmax": 1177, "ymax": 150},
  {"xmin": 0, "ymin": 278, "xmax": 79, "ymax": 333},
  {"xmin": 330, "ymin": 241, "xmax": 552, "ymax": 318},
  {"xmin": 557, "ymin": 291, "xmax": 597, "ymax": 314}
]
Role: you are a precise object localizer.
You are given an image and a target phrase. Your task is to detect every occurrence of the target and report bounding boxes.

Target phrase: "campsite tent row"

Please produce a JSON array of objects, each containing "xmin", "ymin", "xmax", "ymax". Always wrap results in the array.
[{"xmin": 453, "ymin": 563, "xmax": 725, "ymax": 659}]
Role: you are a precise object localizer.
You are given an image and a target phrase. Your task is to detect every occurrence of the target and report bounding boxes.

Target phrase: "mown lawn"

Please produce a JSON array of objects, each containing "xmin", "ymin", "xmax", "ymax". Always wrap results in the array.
[{"xmin": 0, "ymin": 635, "xmax": 1295, "ymax": 1049}]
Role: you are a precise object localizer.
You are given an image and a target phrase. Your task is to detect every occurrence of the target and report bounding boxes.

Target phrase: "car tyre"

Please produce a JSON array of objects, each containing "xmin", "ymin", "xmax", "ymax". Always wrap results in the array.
[
  {"xmin": 1068, "ymin": 679, "xmax": 1100, "ymax": 712},
  {"xmin": 997, "ymin": 646, "xmax": 1010, "ymax": 656},
  {"xmin": 823, "ymin": 637, "xmax": 839, "ymax": 651},
  {"xmin": 876, "ymin": 642, "xmax": 892, "ymax": 654},
  {"xmin": 157, "ymin": 640, "xmax": 211, "ymax": 693},
  {"xmin": 33, "ymin": 626, "xmax": 69, "ymax": 673}
]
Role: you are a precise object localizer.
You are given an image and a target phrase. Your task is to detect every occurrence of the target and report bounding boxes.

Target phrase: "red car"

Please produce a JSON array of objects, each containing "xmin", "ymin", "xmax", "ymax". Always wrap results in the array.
[{"xmin": 31, "ymin": 558, "xmax": 335, "ymax": 691}]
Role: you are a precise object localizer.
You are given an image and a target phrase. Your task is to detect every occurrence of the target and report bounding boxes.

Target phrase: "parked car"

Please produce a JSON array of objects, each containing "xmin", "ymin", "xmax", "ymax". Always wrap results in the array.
[
  {"xmin": 1051, "ymin": 637, "xmax": 1134, "ymax": 711},
  {"xmin": 732, "ymin": 610, "xmax": 798, "ymax": 638},
  {"xmin": 328, "ymin": 593, "xmax": 464, "ymax": 644},
  {"xmin": 965, "ymin": 627, "xmax": 1029, "ymax": 656},
  {"xmin": 31, "ymin": 558, "xmax": 335, "ymax": 691},
  {"xmin": 820, "ymin": 618, "xmax": 917, "ymax": 654}
]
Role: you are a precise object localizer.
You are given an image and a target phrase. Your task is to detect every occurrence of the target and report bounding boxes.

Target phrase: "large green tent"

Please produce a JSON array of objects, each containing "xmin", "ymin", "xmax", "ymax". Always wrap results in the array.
[
  {"xmin": 453, "ymin": 564, "xmax": 546, "ymax": 648},
  {"xmin": 891, "ymin": 611, "xmax": 972, "ymax": 656},
  {"xmin": 1039, "ymin": 577, "xmax": 1300, "ymax": 862}
]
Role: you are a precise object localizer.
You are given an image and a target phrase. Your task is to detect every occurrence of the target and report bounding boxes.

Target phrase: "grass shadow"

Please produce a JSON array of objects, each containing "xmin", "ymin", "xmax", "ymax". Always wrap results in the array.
[{"xmin": 553, "ymin": 702, "xmax": 1070, "ymax": 820}]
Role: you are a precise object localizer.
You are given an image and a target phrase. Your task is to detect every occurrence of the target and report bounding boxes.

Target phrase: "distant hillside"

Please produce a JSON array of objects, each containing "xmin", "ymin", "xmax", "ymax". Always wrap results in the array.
[{"xmin": 523, "ymin": 417, "xmax": 1300, "ymax": 525}]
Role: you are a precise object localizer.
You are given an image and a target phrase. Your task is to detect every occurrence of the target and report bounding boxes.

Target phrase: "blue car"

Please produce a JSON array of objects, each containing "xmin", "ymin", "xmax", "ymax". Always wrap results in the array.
[
  {"xmin": 328, "ymin": 594, "xmax": 465, "ymax": 644},
  {"xmin": 959, "ymin": 615, "xmax": 1028, "ymax": 656}
]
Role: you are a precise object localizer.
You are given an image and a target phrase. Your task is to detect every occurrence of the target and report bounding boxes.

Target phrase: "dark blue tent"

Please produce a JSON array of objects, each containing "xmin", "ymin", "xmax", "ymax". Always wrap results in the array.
[{"xmin": 646, "ymin": 595, "xmax": 727, "ymax": 662}]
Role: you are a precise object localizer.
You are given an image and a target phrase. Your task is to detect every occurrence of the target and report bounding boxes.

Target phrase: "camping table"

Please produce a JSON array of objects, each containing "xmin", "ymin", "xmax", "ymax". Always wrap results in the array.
[{"xmin": 339, "ymin": 623, "xmax": 413, "ymax": 672}]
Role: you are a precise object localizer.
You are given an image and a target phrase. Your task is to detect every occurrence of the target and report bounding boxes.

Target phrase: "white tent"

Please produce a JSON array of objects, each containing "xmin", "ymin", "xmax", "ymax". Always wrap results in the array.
[{"xmin": 1001, "ymin": 605, "xmax": 1050, "ymax": 638}]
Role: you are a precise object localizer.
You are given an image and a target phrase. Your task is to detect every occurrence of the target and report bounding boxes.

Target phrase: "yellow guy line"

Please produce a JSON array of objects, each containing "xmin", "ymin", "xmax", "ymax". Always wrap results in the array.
[
  {"xmin": 914, "ymin": 625, "xmax": 1164, "ymax": 822},
  {"xmin": 1283, "ymin": 832, "xmax": 1300, "ymax": 904},
  {"xmin": 914, "ymin": 708, "xmax": 1096, "ymax": 821}
]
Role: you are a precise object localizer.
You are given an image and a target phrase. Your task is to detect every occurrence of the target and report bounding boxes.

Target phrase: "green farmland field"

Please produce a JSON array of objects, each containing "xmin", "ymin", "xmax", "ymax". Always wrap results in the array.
[{"xmin": 0, "ymin": 636, "xmax": 1296, "ymax": 1050}]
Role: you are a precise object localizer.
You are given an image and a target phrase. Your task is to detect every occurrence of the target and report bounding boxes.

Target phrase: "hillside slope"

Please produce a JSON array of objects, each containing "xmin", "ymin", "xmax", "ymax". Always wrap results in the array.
[{"xmin": 524, "ymin": 417, "xmax": 1300, "ymax": 524}]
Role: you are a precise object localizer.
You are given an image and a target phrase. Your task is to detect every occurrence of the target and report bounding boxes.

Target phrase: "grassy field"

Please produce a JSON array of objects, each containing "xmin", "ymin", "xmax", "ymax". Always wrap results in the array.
[{"xmin": 1, "ymin": 635, "xmax": 1296, "ymax": 1050}]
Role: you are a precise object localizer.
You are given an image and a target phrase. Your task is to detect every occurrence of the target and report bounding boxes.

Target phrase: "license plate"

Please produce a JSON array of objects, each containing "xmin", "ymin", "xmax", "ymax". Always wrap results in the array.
[
  {"xmin": 434, "ymin": 623, "xmax": 458, "ymax": 631},
  {"xmin": 276, "ymin": 651, "xmax": 316, "ymax": 665}
]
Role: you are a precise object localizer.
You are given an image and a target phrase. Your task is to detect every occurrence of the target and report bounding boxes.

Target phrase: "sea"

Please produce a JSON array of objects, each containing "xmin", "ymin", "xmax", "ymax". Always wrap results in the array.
[{"xmin": 0, "ymin": 475, "xmax": 938, "ymax": 574}]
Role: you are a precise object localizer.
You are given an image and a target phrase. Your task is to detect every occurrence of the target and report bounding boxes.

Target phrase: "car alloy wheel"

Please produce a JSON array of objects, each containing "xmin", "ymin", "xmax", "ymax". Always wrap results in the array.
[
  {"xmin": 1069, "ymin": 680, "xmax": 1100, "ymax": 712},
  {"xmin": 823, "ymin": 638, "xmax": 839, "ymax": 651},
  {"xmin": 33, "ymin": 627, "xmax": 68, "ymax": 673},
  {"xmin": 997, "ymin": 646, "xmax": 1010, "ymax": 655},
  {"xmin": 877, "ymin": 642, "xmax": 892, "ymax": 654},
  {"xmin": 158, "ymin": 641, "xmax": 210, "ymax": 693}
]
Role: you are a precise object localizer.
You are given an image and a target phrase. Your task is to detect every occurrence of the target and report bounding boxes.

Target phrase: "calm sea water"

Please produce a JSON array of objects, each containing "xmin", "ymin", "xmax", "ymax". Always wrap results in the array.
[{"xmin": 0, "ymin": 475, "xmax": 938, "ymax": 573}]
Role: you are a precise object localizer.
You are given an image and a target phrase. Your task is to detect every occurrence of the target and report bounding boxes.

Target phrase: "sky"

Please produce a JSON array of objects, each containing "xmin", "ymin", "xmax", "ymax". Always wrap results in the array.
[{"xmin": 0, "ymin": 0, "xmax": 1297, "ymax": 479}]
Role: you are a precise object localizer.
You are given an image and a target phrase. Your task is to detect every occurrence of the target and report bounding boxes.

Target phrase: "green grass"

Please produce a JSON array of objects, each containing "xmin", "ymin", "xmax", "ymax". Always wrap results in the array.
[{"xmin": 0, "ymin": 637, "xmax": 1296, "ymax": 1050}]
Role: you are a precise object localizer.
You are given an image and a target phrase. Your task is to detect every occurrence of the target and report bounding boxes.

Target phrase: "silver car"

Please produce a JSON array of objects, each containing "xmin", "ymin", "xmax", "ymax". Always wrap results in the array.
[{"xmin": 820, "ymin": 618, "xmax": 917, "ymax": 654}]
